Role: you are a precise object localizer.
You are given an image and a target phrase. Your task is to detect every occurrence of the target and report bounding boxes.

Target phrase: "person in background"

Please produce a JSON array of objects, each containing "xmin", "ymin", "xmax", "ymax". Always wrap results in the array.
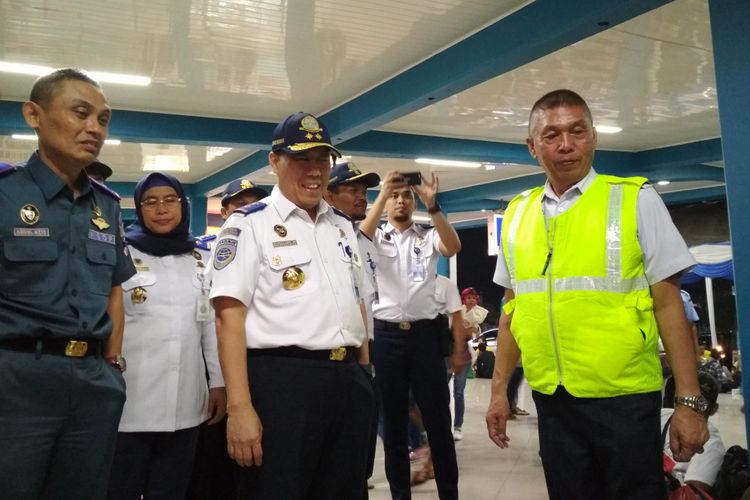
[
  {"xmin": 221, "ymin": 178, "xmax": 269, "ymax": 217},
  {"xmin": 324, "ymin": 160, "xmax": 381, "ymax": 495},
  {"xmin": 108, "ymin": 172, "xmax": 226, "ymax": 500},
  {"xmin": 462, "ymin": 287, "xmax": 488, "ymax": 370},
  {"xmin": 0, "ymin": 68, "xmax": 135, "ymax": 499},
  {"xmin": 662, "ymin": 373, "xmax": 725, "ymax": 494},
  {"xmin": 188, "ymin": 177, "xmax": 269, "ymax": 500},
  {"xmin": 85, "ymin": 159, "xmax": 113, "ymax": 183},
  {"xmin": 211, "ymin": 112, "xmax": 373, "ymax": 499},
  {"xmin": 487, "ymin": 89, "xmax": 707, "ymax": 500},
  {"xmin": 474, "ymin": 341, "xmax": 495, "ymax": 379},
  {"xmin": 360, "ymin": 168, "xmax": 462, "ymax": 500}
]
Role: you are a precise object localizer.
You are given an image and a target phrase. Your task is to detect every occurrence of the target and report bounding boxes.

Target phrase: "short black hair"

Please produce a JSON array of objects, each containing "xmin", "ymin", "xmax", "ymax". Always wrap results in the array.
[
  {"xmin": 528, "ymin": 89, "xmax": 593, "ymax": 135},
  {"xmin": 29, "ymin": 68, "xmax": 101, "ymax": 107},
  {"xmin": 698, "ymin": 372, "xmax": 720, "ymax": 410}
]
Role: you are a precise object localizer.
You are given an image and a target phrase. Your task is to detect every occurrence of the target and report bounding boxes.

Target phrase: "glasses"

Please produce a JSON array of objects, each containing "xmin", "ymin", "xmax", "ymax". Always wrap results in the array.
[{"xmin": 141, "ymin": 195, "xmax": 181, "ymax": 210}]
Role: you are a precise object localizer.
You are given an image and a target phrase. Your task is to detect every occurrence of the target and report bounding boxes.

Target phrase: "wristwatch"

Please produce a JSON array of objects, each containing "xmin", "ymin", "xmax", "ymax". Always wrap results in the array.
[
  {"xmin": 674, "ymin": 394, "xmax": 708, "ymax": 414},
  {"xmin": 106, "ymin": 354, "xmax": 127, "ymax": 373},
  {"xmin": 427, "ymin": 203, "xmax": 442, "ymax": 215}
]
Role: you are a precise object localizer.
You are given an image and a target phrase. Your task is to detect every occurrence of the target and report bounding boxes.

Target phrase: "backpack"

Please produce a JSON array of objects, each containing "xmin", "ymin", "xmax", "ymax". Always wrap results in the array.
[{"xmin": 712, "ymin": 445, "xmax": 750, "ymax": 500}]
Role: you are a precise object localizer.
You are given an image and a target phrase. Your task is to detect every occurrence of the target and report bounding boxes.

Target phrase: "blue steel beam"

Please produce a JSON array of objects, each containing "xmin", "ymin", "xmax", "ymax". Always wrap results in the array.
[
  {"xmin": 709, "ymin": 0, "xmax": 750, "ymax": 446},
  {"xmin": 321, "ymin": 0, "xmax": 674, "ymax": 142}
]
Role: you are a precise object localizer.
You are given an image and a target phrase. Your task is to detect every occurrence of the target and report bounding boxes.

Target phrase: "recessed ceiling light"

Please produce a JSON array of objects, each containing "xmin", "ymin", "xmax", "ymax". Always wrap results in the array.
[
  {"xmin": 0, "ymin": 61, "xmax": 151, "ymax": 86},
  {"xmin": 657, "ymin": 180, "xmax": 671, "ymax": 186},
  {"xmin": 595, "ymin": 125, "xmax": 622, "ymax": 134},
  {"xmin": 415, "ymin": 158, "xmax": 482, "ymax": 168}
]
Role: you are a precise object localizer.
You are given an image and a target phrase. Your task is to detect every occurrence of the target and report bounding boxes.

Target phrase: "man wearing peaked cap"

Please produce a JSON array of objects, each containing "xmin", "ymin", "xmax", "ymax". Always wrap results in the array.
[
  {"xmin": 325, "ymin": 161, "xmax": 381, "ymax": 490},
  {"xmin": 210, "ymin": 112, "xmax": 374, "ymax": 499},
  {"xmin": 220, "ymin": 178, "xmax": 268, "ymax": 218}
]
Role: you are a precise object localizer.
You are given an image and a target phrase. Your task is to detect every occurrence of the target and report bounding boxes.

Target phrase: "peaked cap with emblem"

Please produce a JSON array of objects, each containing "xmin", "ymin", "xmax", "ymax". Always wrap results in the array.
[
  {"xmin": 328, "ymin": 161, "xmax": 380, "ymax": 190},
  {"xmin": 271, "ymin": 112, "xmax": 341, "ymax": 158},
  {"xmin": 221, "ymin": 178, "xmax": 269, "ymax": 207}
]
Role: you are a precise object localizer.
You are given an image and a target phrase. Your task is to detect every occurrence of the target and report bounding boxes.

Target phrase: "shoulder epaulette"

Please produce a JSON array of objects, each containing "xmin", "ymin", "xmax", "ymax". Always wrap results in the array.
[
  {"xmin": 356, "ymin": 229, "xmax": 373, "ymax": 242},
  {"xmin": 0, "ymin": 163, "xmax": 17, "ymax": 178},
  {"xmin": 331, "ymin": 207, "xmax": 352, "ymax": 222},
  {"xmin": 195, "ymin": 234, "xmax": 217, "ymax": 250},
  {"xmin": 90, "ymin": 178, "xmax": 121, "ymax": 201},
  {"xmin": 234, "ymin": 201, "xmax": 267, "ymax": 216}
]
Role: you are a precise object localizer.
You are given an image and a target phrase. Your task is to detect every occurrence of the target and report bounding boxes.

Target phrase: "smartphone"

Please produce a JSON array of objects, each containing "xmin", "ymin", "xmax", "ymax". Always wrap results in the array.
[{"xmin": 401, "ymin": 171, "xmax": 422, "ymax": 185}]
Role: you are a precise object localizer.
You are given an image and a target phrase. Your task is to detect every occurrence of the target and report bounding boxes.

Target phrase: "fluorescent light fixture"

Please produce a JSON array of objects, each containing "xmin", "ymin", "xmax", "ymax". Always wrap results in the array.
[
  {"xmin": 492, "ymin": 109, "xmax": 514, "ymax": 115},
  {"xmin": 483, "ymin": 164, "xmax": 496, "ymax": 171},
  {"xmin": 595, "ymin": 125, "xmax": 622, "ymax": 134},
  {"xmin": 104, "ymin": 139, "xmax": 121, "ymax": 146},
  {"xmin": 12, "ymin": 134, "xmax": 37, "ymax": 141},
  {"xmin": 657, "ymin": 180, "xmax": 671, "ymax": 186},
  {"xmin": 0, "ymin": 61, "xmax": 150, "ymax": 86},
  {"xmin": 341, "ymin": 155, "xmax": 352, "ymax": 159},
  {"xmin": 415, "ymin": 158, "xmax": 482, "ymax": 168},
  {"xmin": 206, "ymin": 147, "xmax": 232, "ymax": 162},
  {"xmin": 142, "ymin": 154, "xmax": 190, "ymax": 172}
]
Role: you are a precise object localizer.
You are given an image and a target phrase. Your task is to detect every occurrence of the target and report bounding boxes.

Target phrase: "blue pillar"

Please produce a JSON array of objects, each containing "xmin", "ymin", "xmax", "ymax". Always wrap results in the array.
[
  {"xmin": 437, "ymin": 256, "xmax": 449, "ymax": 277},
  {"xmin": 190, "ymin": 195, "xmax": 208, "ymax": 236},
  {"xmin": 709, "ymin": 0, "xmax": 750, "ymax": 446}
]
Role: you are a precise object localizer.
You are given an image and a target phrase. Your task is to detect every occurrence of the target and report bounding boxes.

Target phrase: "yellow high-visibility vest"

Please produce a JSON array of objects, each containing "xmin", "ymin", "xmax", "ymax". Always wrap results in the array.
[{"xmin": 501, "ymin": 174, "xmax": 662, "ymax": 397}]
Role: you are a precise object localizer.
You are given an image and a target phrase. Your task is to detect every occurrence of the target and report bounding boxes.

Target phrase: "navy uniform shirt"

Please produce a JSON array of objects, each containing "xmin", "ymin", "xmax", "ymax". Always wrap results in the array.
[{"xmin": 0, "ymin": 153, "xmax": 136, "ymax": 340}]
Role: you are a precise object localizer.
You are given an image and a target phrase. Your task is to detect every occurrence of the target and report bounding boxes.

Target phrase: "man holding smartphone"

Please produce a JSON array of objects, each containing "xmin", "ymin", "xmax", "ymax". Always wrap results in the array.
[{"xmin": 360, "ymin": 170, "xmax": 463, "ymax": 500}]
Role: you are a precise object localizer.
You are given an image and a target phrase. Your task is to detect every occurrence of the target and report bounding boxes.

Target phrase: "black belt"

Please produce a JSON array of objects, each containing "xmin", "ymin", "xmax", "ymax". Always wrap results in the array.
[
  {"xmin": 247, "ymin": 345, "xmax": 356, "ymax": 362},
  {"xmin": 0, "ymin": 337, "xmax": 102, "ymax": 357},
  {"xmin": 374, "ymin": 318, "xmax": 436, "ymax": 331}
]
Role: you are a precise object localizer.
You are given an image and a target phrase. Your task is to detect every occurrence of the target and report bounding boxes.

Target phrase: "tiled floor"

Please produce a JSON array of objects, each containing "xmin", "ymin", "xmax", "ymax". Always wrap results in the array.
[{"xmin": 367, "ymin": 378, "xmax": 747, "ymax": 499}]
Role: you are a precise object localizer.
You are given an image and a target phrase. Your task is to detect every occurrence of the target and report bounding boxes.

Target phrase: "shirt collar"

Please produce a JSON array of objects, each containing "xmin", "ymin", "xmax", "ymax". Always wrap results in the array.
[
  {"xmin": 270, "ymin": 185, "xmax": 330, "ymax": 221},
  {"xmin": 542, "ymin": 168, "xmax": 597, "ymax": 202},
  {"xmin": 382, "ymin": 220, "xmax": 422, "ymax": 236},
  {"xmin": 26, "ymin": 151, "xmax": 92, "ymax": 201}
]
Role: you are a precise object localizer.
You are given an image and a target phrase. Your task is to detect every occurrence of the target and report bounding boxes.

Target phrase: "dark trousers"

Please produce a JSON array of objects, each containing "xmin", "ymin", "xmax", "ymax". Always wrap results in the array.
[
  {"xmin": 237, "ymin": 354, "xmax": 374, "ymax": 500},
  {"xmin": 507, "ymin": 366, "xmax": 524, "ymax": 408},
  {"xmin": 533, "ymin": 387, "xmax": 664, "ymax": 500},
  {"xmin": 0, "ymin": 349, "xmax": 126, "ymax": 500},
  {"xmin": 107, "ymin": 426, "xmax": 201, "ymax": 500},
  {"xmin": 186, "ymin": 416, "xmax": 236, "ymax": 500},
  {"xmin": 373, "ymin": 322, "xmax": 458, "ymax": 500}
]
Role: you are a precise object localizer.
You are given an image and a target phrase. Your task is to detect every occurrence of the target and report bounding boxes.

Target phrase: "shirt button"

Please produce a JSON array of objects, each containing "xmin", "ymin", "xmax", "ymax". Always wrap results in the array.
[
  {"xmin": 71, "ymin": 247, "xmax": 76, "ymax": 254},
  {"xmin": 82, "ymin": 322, "xmax": 88, "ymax": 329},
  {"xmin": 71, "ymin": 289, "xmax": 78, "ymax": 297}
]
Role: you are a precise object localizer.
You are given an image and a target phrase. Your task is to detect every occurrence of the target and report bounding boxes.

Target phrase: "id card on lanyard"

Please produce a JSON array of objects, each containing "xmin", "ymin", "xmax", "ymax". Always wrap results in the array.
[{"xmin": 411, "ymin": 246, "xmax": 425, "ymax": 282}]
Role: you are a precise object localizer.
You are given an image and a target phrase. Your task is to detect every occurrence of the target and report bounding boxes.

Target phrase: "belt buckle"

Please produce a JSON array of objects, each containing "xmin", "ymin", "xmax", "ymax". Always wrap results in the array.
[
  {"xmin": 398, "ymin": 322, "xmax": 411, "ymax": 331},
  {"xmin": 65, "ymin": 340, "xmax": 88, "ymax": 357},
  {"xmin": 329, "ymin": 347, "xmax": 347, "ymax": 361}
]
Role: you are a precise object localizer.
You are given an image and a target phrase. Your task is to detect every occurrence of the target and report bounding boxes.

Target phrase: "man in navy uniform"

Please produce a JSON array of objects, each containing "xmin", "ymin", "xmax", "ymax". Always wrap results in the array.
[
  {"xmin": 221, "ymin": 177, "xmax": 269, "ymax": 217},
  {"xmin": 0, "ymin": 68, "xmax": 136, "ymax": 499}
]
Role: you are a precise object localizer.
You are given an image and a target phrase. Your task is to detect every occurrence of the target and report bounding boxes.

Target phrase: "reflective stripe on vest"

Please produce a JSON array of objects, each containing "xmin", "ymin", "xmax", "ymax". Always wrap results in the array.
[{"xmin": 506, "ymin": 184, "xmax": 649, "ymax": 296}]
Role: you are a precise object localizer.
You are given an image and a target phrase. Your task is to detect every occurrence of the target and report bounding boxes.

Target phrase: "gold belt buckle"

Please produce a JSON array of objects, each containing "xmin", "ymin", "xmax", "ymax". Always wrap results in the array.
[
  {"xmin": 398, "ymin": 322, "xmax": 411, "ymax": 331},
  {"xmin": 65, "ymin": 340, "xmax": 88, "ymax": 357},
  {"xmin": 329, "ymin": 347, "xmax": 347, "ymax": 361}
]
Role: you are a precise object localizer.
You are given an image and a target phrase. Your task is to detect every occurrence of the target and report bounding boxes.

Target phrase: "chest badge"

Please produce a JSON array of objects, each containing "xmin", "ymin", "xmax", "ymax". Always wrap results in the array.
[
  {"xmin": 20, "ymin": 204, "xmax": 40, "ymax": 225},
  {"xmin": 271, "ymin": 255, "xmax": 282, "ymax": 266},
  {"xmin": 91, "ymin": 206, "xmax": 110, "ymax": 231},
  {"xmin": 274, "ymin": 224, "xmax": 287, "ymax": 237},
  {"xmin": 193, "ymin": 250, "xmax": 202, "ymax": 260},
  {"xmin": 282, "ymin": 266, "xmax": 305, "ymax": 290},
  {"xmin": 131, "ymin": 286, "xmax": 148, "ymax": 304}
]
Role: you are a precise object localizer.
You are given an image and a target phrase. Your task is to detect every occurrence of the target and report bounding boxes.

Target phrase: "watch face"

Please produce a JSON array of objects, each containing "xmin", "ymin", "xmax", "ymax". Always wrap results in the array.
[{"xmin": 696, "ymin": 395, "xmax": 709, "ymax": 412}]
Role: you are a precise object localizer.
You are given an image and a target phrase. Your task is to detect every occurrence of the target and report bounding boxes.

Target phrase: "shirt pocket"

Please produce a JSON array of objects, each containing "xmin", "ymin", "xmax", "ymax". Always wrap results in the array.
[
  {"xmin": 266, "ymin": 245, "xmax": 316, "ymax": 301},
  {"xmin": 0, "ymin": 238, "xmax": 58, "ymax": 296},
  {"xmin": 85, "ymin": 240, "xmax": 117, "ymax": 295},
  {"xmin": 122, "ymin": 271, "xmax": 158, "ymax": 306}
]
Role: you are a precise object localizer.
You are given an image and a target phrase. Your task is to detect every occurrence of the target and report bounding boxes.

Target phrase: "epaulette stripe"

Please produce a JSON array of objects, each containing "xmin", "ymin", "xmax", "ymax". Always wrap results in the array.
[
  {"xmin": 235, "ymin": 201, "xmax": 267, "ymax": 216},
  {"xmin": 90, "ymin": 178, "xmax": 121, "ymax": 201},
  {"xmin": 357, "ymin": 230, "xmax": 373, "ymax": 242},
  {"xmin": 0, "ymin": 163, "xmax": 17, "ymax": 178},
  {"xmin": 331, "ymin": 207, "xmax": 352, "ymax": 221}
]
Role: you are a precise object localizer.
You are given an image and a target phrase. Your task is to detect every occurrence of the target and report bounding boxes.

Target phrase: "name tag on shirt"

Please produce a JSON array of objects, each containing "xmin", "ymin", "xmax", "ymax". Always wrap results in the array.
[
  {"xmin": 13, "ymin": 227, "xmax": 50, "ymax": 237},
  {"xmin": 88, "ymin": 229, "xmax": 116, "ymax": 245}
]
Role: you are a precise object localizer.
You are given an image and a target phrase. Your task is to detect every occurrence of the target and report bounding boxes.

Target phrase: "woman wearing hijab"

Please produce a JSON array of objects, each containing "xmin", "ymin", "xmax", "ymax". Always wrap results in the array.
[{"xmin": 107, "ymin": 172, "xmax": 226, "ymax": 500}]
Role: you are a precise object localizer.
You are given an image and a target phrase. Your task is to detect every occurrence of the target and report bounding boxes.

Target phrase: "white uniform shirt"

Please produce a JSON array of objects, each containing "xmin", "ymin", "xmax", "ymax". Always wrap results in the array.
[
  {"xmin": 357, "ymin": 230, "xmax": 379, "ymax": 340},
  {"xmin": 119, "ymin": 246, "xmax": 223, "ymax": 432},
  {"xmin": 209, "ymin": 187, "xmax": 370, "ymax": 350},
  {"xmin": 493, "ymin": 169, "xmax": 696, "ymax": 288},
  {"xmin": 661, "ymin": 409, "xmax": 725, "ymax": 486},
  {"xmin": 372, "ymin": 222, "xmax": 443, "ymax": 322},
  {"xmin": 434, "ymin": 275, "xmax": 462, "ymax": 316}
]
